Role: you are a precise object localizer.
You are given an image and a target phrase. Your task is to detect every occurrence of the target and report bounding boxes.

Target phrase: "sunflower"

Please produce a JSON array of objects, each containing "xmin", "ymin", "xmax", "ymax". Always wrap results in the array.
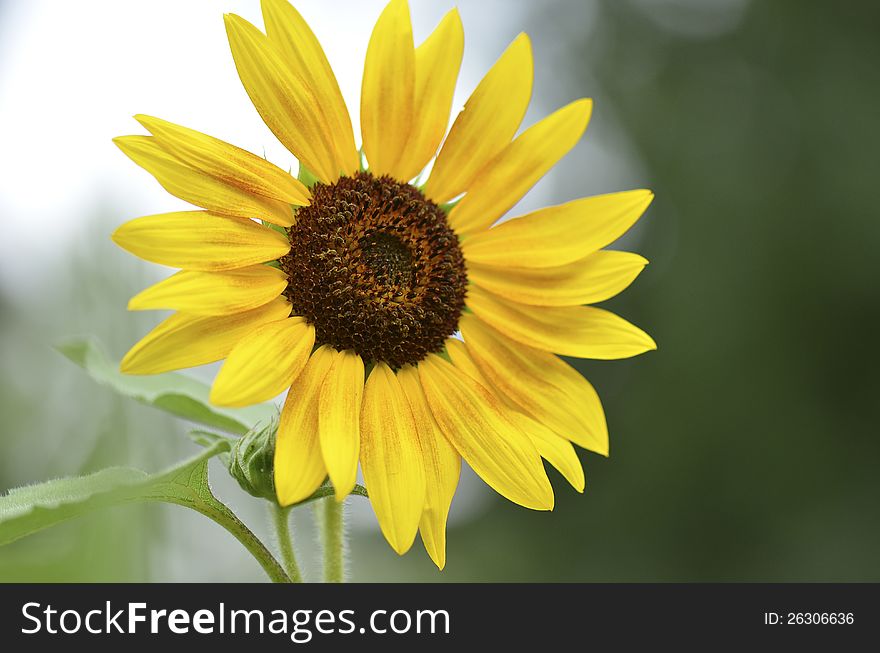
[{"xmin": 112, "ymin": 0, "xmax": 655, "ymax": 569}]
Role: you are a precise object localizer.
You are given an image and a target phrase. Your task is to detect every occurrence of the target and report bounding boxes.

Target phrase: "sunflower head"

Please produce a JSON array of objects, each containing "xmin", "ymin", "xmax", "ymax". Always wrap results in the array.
[{"xmin": 112, "ymin": 0, "xmax": 655, "ymax": 569}]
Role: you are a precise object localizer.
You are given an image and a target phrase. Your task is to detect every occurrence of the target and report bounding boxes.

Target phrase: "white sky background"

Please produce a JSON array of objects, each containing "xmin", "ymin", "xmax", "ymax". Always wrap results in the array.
[{"xmin": 0, "ymin": 0, "xmax": 551, "ymax": 297}]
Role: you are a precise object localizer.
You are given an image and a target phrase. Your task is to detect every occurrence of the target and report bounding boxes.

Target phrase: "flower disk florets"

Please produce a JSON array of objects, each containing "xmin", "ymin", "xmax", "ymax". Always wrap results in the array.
[{"xmin": 280, "ymin": 172, "xmax": 467, "ymax": 368}]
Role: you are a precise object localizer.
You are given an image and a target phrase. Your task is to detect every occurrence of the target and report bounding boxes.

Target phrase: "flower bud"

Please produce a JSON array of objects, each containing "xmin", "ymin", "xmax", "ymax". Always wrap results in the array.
[{"xmin": 228, "ymin": 418, "xmax": 277, "ymax": 502}]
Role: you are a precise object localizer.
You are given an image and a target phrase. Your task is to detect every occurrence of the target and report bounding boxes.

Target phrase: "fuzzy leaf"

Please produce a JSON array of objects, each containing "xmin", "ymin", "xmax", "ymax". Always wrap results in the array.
[
  {"xmin": 0, "ymin": 440, "xmax": 227, "ymax": 546},
  {"xmin": 0, "ymin": 440, "xmax": 291, "ymax": 582},
  {"xmin": 57, "ymin": 337, "xmax": 275, "ymax": 435}
]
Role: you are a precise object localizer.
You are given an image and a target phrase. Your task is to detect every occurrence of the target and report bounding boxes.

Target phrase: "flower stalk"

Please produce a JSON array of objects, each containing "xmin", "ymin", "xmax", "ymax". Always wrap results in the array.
[
  {"xmin": 322, "ymin": 498, "xmax": 346, "ymax": 583},
  {"xmin": 271, "ymin": 503, "xmax": 303, "ymax": 583}
]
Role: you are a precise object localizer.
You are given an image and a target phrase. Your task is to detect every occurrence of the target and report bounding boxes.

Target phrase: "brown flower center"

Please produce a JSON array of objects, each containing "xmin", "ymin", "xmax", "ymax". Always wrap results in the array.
[{"xmin": 280, "ymin": 172, "xmax": 467, "ymax": 368}]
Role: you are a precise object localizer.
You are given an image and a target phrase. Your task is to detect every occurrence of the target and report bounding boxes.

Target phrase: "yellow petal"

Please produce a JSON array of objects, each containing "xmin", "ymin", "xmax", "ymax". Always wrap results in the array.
[
  {"xmin": 275, "ymin": 346, "xmax": 335, "ymax": 506},
  {"xmin": 128, "ymin": 264, "xmax": 288, "ymax": 315},
  {"xmin": 210, "ymin": 317, "xmax": 315, "ymax": 407},
  {"xmin": 468, "ymin": 250, "xmax": 648, "ymax": 307},
  {"xmin": 449, "ymin": 99, "xmax": 593, "ymax": 235},
  {"xmin": 135, "ymin": 114, "xmax": 310, "ymax": 206},
  {"xmin": 393, "ymin": 9, "xmax": 464, "ymax": 182},
  {"xmin": 398, "ymin": 365, "xmax": 460, "ymax": 570},
  {"xmin": 442, "ymin": 337, "xmax": 482, "ymax": 381},
  {"xmin": 461, "ymin": 190, "xmax": 654, "ymax": 268},
  {"xmin": 360, "ymin": 0, "xmax": 415, "ymax": 178},
  {"xmin": 114, "ymin": 136, "xmax": 294, "ymax": 227},
  {"xmin": 424, "ymin": 33, "xmax": 533, "ymax": 204},
  {"xmin": 447, "ymin": 339, "xmax": 586, "ymax": 495},
  {"xmin": 111, "ymin": 211, "xmax": 290, "ymax": 272},
  {"xmin": 467, "ymin": 285, "xmax": 656, "ymax": 360},
  {"xmin": 225, "ymin": 14, "xmax": 339, "ymax": 183},
  {"xmin": 510, "ymin": 412, "xmax": 584, "ymax": 492},
  {"xmin": 460, "ymin": 313, "xmax": 608, "ymax": 454},
  {"xmin": 360, "ymin": 363, "xmax": 426, "ymax": 555},
  {"xmin": 444, "ymin": 337, "xmax": 584, "ymax": 489},
  {"xmin": 261, "ymin": 0, "xmax": 358, "ymax": 177},
  {"xmin": 418, "ymin": 354, "xmax": 553, "ymax": 510},
  {"xmin": 120, "ymin": 297, "xmax": 291, "ymax": 375},
  {"xmin": 317, "ymin": 349, "xmax": 364, "ymax": 501}
]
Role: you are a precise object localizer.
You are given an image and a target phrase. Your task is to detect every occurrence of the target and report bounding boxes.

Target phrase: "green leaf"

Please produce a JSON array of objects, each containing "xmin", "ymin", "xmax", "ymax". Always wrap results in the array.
[
  {"xmin": 0, "ymin": 440, "xmax": 291, "ymax": 583},
  {"xmin": 57, "ymin": 337, "xmax": 275, "ymax": 435},
  {"xmin": 188, "ymin": 428, "xmax": 236, "ymax": 454},
  {"xmin": 0, "ymin": 442, "xmax": 222, "ymax": 546}
]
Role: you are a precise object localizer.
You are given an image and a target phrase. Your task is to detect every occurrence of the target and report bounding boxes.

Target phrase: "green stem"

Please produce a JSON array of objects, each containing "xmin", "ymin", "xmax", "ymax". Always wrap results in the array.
[
  {"xmin": 177, "ymin": 499, "xmax": 291, "ymax": 584},
  {"xmin": 271, "ymin": 504, "xmax": 303, "ymax": 583},
  {"xmin": 322, "ymin": 497, "xmax": 345, "ymax": 582}
]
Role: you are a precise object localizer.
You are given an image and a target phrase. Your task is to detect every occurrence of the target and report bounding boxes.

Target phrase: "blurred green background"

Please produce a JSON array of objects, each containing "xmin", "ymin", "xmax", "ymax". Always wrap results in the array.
[{"xmin": 1, "ymin": 0, "xmax": 878, "ymax": 581}]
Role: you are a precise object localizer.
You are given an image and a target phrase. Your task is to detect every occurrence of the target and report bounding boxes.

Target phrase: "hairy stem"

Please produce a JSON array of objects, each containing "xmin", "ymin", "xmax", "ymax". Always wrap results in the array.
[
  {"xmin": 271, "ymin": 504, "xmax": 303, "ymax": 583},
  {"xmin": 180, "ymin": 499, "xmax": 290, "ymax": 584},
  {"xmin": 322, "ymin": 498, "xmax": 345, "ymax": 583}
]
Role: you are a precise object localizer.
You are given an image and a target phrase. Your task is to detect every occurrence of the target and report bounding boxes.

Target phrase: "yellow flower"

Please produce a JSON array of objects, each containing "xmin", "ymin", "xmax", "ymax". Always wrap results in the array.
[{"xmin": 112, "ymin": 0, "xmax": 655, "ymax": 569}]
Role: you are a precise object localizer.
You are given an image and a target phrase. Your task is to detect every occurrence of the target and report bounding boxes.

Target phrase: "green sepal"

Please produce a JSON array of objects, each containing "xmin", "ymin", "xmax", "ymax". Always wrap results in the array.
[
  {"xmin": 261, "ymin": 220, "xmax": 289, "ymax": 237},
  {"xmin": 439, "ymin": 198, "xmax": 461, "ymax": 214},
  {"xmin": 297, "ymin": 164, "xmax": 320, "ymax": 188}
]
